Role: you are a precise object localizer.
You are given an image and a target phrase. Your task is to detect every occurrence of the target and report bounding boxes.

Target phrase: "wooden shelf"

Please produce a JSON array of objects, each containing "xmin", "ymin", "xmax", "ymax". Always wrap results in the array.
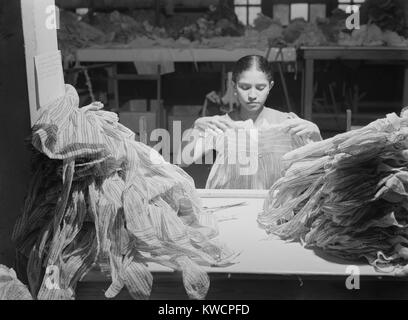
[
  {"xmin": 55, "ymin": 0, "xmax": 218, "ymax": 9},
  {"xmin": 301, "ymin": 46, "xmax": 408, "ymax": 61}
]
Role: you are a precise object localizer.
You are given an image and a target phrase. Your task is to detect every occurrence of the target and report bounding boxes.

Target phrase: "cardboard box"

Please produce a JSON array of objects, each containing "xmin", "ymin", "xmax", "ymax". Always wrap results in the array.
[
  {"xmin": 121, "ymin": 99, "xmax": 148, "ymax": 112},
  {"xmin": 172, "ymin": 105, "xmax": 203, "ymax": 116},
  {"xmin": 149, "ymin": 99, "xmax": 162, "ymax": 112}
]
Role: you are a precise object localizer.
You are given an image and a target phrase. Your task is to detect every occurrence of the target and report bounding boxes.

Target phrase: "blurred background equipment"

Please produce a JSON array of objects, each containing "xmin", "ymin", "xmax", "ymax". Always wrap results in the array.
[{"xmin": 52, "ymin": 0, "xmax": 408, "ymax": 178}]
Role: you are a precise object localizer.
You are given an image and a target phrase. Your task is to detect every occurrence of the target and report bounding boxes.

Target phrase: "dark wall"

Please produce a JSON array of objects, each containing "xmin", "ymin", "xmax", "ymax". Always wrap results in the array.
[{"xmin": 0, "ymin": 0, "xmax": 32, "ymax": 267}]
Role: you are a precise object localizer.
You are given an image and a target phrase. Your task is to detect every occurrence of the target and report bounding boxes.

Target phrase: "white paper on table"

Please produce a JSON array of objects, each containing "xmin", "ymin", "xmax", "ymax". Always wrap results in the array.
[{"xmin": 34, "ymin": 51, "xmax": 65, "ymax": 109}]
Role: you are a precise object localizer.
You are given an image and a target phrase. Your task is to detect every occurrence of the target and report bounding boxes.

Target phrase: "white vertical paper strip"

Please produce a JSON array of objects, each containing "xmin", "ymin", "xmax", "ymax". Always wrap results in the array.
[
  {"xmin": 34, "ymin": 0, "xmax": 58, "ymax": 54},
  {"xmin": 34, "ymin": 50, "xmax": 65, "ymax": 108},
  {"xmin": 21, "ymin": 0, "xmax": 60, "ymax": 125}
]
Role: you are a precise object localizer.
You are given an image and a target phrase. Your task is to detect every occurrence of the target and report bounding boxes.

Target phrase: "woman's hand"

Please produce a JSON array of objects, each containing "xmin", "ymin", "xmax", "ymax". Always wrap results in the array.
[
  {"xmin": 81, "ymin": 101, "xmax": 104, "ymax": 112},
  {"xmin": 194, "ymin": 115, "xmax": 236, "ymax": 136},
  {"xmin": 282, "ymin": 118, "xmax": 321, "ymax": 142}
]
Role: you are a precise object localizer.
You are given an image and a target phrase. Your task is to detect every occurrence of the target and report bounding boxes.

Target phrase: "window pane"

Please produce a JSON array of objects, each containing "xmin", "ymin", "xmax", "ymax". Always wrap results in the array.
[
  {"xmin": 248, "ymin": 7, "xmax": 262, "ymax": 26},
  {"xmin": 354, "ymin": 0, "xmax": 365, "ymax": 3},
  {"xmin": 338, "ymin": 0, "xmax": 350, "ymax": 3},
  {"xmin": 310, "ymin": 4, "xmax": 326, "ymax": 22},
  {"xmin": 248, "ymin": 0, "xmax": 261, "ymax": 4},
  {"xmin": 273, "ymin": 4, "xmax": 290, "ymax": 26},
  {"xmin": 234, "ymin": 0, "xmax": 247, "ymax": 5},
  {"xmin": 76, "ymin": 8, "xmax": 89, "ymax": 15},
  {"xmin": 291, "ymin": 3, "xmax": 308, "ymax": 21},
  {"xmin": 235, "ymin": 7, "xmax": 247, "ymax": 25},
  {"xmin": 338, "ymin": 4, "xmax": 349, "ymax": 11}
]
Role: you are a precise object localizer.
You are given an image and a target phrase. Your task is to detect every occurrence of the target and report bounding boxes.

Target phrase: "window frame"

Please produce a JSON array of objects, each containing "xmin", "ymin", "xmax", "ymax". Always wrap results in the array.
[
  {"xmin": 261, "ymin": 0, "xmax": 338, "ymax": 25},
  {"xmin": 233, "ymin": 0, "xmax": 263, "ymax": 26},
  {"xmin": 338, "ymin": 0, "xmax": 366, "ymax": 11},
  {"xmin": 289, "ymin": 3, "xmax": 311, "ymax": 22}
]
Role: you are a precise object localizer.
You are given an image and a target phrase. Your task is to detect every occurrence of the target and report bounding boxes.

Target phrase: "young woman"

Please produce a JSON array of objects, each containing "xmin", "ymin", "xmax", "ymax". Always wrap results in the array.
[{"xmin": 184, "ymin": 55, "xmax": 322, "ymax": 189}]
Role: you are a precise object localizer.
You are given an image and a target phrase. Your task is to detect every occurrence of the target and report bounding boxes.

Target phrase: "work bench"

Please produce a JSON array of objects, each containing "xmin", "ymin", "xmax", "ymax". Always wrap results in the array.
[{"xmin": 77, "ymin": 189, "xmax": 408, "ymax": 300}]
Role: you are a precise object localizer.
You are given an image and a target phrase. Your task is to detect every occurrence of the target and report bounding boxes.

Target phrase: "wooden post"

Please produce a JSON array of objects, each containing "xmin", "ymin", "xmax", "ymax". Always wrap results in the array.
[
  {"xmin": 106, "ymin": 64, "xmax": 119, "ymax": 111},
  {"xmin": 221, "ymin": 63, "xmax": 226, "ymax": 95},
  {"xmin": 277, "ymin": 62, "xmax": 293, "ymax": 113},
  {"xmin": 156, "ymin": 64, "xmax": 163, "ymax": 128},
  {"xmin": 112, "ymin": 64, "xmax": 120, "ymax": 110},
  {"xmin": 403, "ymin": 66, "xmax": 408, "ymax": 108},
  {"xmin": 303, "ymin": 59, "xmax": 314, "ymax": 120},
  {"xmin": 155, "ymin": 0, "xmax": 161, "ymax": 26}
]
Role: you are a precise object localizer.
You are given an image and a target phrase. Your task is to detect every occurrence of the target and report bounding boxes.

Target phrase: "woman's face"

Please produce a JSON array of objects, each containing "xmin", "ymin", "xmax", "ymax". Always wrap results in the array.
[{"xmin": 234, "ymin": 67, "xmax": 273, "ymax": 113}]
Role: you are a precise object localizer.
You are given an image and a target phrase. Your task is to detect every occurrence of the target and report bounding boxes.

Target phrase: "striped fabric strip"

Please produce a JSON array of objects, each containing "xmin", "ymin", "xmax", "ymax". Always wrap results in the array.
[
  {"xmin": 175, "ymin": 256, "xmax": 209, "ymax": 300},
  {"xmin": 205, "ymin": 125, "xmax": 309, "ymax": 190},
  {"xmin": 0, "ymin": 266, "xmax": 32, "ymax": 300},
  {"xmin": 15, "ymin": 84, "xmax": 236, "ymax": 300},
  {"xmin": 122, "ymin": 255, "xmax": 153, "ymax": 300},
  {"xmin": 105, "ymin": 210, "xmax": 126, "ymax": 299}
]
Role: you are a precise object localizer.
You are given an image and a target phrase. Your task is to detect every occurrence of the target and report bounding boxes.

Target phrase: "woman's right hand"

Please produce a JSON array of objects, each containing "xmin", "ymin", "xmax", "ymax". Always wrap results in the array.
[{"xmin": 194, "ymin": 115, "xmax": 236, "ymax": 136}]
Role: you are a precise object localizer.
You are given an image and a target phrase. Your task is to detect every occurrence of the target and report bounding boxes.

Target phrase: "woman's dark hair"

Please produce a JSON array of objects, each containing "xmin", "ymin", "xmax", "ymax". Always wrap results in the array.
[{"xmin": 232, "ymin": 55, "xmax": 273, "ymax": 83}]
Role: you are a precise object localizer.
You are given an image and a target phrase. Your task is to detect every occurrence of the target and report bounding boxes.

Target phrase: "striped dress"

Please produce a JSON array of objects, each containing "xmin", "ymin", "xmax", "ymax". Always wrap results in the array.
[{"xmin": 204, "ymin": 107, "xmax": 321, "ymax": 189}]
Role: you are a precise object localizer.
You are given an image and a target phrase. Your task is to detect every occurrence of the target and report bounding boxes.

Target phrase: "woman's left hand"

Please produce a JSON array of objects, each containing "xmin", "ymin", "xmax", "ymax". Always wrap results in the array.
[
  {"xmin": 281, "ymin": 118, "xmax": 321, "ymax": 142},
  {"xmin": 81, "ymin": 101, "xmax": 104, "ymax": 113}
]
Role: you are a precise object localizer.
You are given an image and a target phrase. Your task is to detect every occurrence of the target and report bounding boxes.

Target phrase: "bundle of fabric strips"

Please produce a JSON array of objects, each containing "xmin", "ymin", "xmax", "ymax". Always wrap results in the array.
[
  {"xmin": 13, "ymin": 84, "xmax": 236, "ymax": 300},
  {"xmin": 205, "ymin": 122, "xmax": 306, "ymax": 190},
  {"xmin": 0, "ymin": 265, "xmax": 32, "ymax": 300},
  {"xmin": 258, "ymin": 112, "xmax": 408, "ymax": 275}
]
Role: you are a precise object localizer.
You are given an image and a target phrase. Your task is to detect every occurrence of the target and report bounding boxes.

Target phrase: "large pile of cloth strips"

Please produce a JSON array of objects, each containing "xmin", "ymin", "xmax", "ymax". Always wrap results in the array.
[
  {"xmin": 0, "ymin": 265, "xmax": 32, "ymax": 300},
  {"xmin": 259, "ymin": 112, "xmax": 408, "ymax": 275},
  {"xmin": 13, "ymin": 85, "xmax": 236, "ymax": 300}
]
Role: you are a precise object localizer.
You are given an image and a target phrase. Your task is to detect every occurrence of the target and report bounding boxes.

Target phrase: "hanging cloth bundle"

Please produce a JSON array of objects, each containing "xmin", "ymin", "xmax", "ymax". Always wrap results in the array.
[{"xmin": 13, "ymin": 85, "xmax": 237, "ymax": 300}]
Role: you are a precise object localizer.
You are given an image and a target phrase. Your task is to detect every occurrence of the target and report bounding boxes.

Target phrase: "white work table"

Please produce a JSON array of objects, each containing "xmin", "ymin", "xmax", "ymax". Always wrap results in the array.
[{"xmin": 79, "ymin": 189, "xmax": 408, "ymax": 299}]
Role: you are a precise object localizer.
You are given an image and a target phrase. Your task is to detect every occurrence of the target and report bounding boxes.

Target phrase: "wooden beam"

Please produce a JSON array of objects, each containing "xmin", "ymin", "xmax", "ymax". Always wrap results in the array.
[
  {"xmin": 302, "ymin": 47, "xmax": 408, "ymax": 61},
  {"xmin": 303, "ymin": 59, "xmax": 314, "ymax": 120},
  {"xmin": 55, "ymin": 0, "xmax": 218, "ymax": 10},
  {"xmin": 155, "ymin": 0, "xmax": 160, "ymax": 26}
]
